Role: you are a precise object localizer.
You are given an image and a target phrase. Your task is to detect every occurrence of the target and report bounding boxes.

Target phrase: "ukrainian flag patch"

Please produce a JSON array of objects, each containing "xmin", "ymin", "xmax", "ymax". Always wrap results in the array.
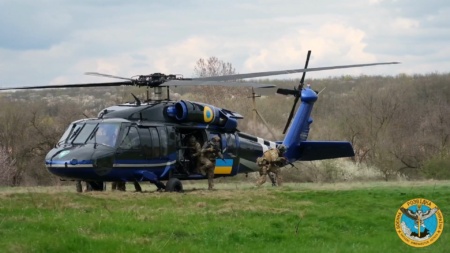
[
  {"xmin": 214, "ymin": 159, "xmax": 233, "ymax": 174},
  {"xmin": 203, "ymin": 106, "xmax": 214, "ymax": 123}
]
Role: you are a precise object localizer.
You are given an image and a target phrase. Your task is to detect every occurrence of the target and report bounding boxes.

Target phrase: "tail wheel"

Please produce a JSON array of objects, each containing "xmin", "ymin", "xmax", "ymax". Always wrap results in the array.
[{"xmin": 165, "ymin": 178, "xmax": 183, "ymax": 192}]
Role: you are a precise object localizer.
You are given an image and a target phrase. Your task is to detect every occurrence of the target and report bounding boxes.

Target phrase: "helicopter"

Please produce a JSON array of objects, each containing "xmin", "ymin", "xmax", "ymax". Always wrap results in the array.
[{"xmin": 0, "ymin": 51, "xmax": 399, "ymax": 191}]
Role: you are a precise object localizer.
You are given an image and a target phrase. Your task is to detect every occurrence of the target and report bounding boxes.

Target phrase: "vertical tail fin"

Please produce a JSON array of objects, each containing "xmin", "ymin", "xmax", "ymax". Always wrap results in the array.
[
  {"xmin": 281, "ymin": 88, "xmax": 355, "ymax": 161},
  {"xmin": 282, "ymin": 87, "xmax": 318, "ymax": 159}
]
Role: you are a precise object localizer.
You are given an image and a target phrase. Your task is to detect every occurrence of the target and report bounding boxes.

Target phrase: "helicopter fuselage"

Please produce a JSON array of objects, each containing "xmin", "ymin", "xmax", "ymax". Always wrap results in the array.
[{"xmin": 45, "ymin": 101, "xmax": 277, "ymax": 184}]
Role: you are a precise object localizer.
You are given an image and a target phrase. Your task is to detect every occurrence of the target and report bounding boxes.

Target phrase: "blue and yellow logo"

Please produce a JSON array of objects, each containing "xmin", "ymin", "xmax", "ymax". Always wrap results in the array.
[
  {"xmin": 395, "ymin": 198, "xmax": 444, "ymax": 247},
  {"xmin": 203, "ymin": 106, "xmax": 214, "ymax": 123}
]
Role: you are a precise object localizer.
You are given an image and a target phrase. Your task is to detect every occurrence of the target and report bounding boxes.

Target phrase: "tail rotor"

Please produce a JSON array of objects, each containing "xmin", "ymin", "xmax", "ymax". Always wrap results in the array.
[{"xmin": 278, "ymin": 50, "xmax": 312, "ymax": 134}]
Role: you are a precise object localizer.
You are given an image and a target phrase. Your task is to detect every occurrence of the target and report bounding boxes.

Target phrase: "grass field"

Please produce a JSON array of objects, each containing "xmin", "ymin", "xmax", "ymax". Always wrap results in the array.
[{"xmin": 0, "ymin": 181, "xmax": 449, "ymax": 253}]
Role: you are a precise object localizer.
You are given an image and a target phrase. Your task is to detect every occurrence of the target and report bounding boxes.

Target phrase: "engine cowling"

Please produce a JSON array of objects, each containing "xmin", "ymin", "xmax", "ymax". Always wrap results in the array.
[
  {"xmin": 169, "ymin": 100, "xmax": 221, "ymax": 124},
  {"xmin": 166, "ymin": 100, "xmax": 239, "ymax": 130}
]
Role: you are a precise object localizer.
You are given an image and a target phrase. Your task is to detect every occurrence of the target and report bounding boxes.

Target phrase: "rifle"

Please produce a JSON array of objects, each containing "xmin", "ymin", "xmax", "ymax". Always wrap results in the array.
[
  {"xmin": 274, "ymin": 157, "xmax": 298, "ymax": 169},
  {"xmin": 208, "ymin": 142, "xmax": 225, "ymax": 162},
  {"xmin": 287, "ymin": 161, "xmax": 299, "ymax": 170}
]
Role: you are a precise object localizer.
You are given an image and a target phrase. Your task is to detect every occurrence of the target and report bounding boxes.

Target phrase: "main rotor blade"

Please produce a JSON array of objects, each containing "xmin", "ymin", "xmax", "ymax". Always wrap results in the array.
[
  {"xmin": 85, "ymin": 72, "xmax": 134, "ymax": 81},
  {"xmin": 0, "ymin": 79, "xmax": 275, "ymax": 91},
  {"xmin": 0, "ymin": 81, "xmax": 132, "ymax": 91},
  {"xmin": 194, "ymin": 62, "xmax": 400, "ymax": 81}
]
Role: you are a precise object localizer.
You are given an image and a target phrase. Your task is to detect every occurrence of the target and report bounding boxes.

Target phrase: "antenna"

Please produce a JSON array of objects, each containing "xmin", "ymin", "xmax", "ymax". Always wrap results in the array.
[{"xmin": 247, "ymin": 87, "xmax": 277, "ymax": 140}]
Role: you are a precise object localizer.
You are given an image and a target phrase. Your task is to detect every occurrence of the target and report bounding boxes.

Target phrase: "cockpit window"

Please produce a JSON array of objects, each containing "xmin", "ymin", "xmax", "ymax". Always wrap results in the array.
[
  {"xmin": 66, "ymin": 123, "xmax": 84, "ymax": 143},
  {"xmin": 91, "ymin": 123, "xmax": 121, "ymax": 147},
  {"xmin": 58, "ymin": 121, "xmax": 123, "ymax": 147},
  {"xmin": 57, "ymin": 123, "xmax": 79, "ymax": 146},
  {"xmin": 73, "ymin": 123, "xmax": 98, "ymax": 144}
]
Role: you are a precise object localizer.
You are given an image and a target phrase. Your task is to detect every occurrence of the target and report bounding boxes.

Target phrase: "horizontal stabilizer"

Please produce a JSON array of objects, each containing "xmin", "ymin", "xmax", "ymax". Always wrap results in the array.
[{"xmin": 294, "ymin": 141, "xmax": 355, "ymax": 161}]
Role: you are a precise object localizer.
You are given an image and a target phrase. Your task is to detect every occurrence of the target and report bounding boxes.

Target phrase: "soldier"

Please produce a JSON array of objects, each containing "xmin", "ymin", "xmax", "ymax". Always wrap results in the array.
[
  {"xmin": 75, "ymin": 180, "xmax": 83, "ymax": 193},
  {"xmin": 198, "ymin": 136, "xmax": 223, "ymax": 190},
  {"xmin": 268, "ymin": 172, "xmax": 278, "ymax": 187},
  {"xmin": 76, "ymin": 181, "xmax": 93, "ymax": 192},
  {"xmin": 133, "ymin": 181, "xmax": 142, "ymax": 192},
  {"xmin": 186, "ymin": 135, "xmax": 202, "ymax": 174},
  {"xmin": 256, "ymin": 144, "xmax": 287, "ymax": 186},
  {"xmin": 112, "ymin": 181, "xmax": 126, "ymax": 191}
]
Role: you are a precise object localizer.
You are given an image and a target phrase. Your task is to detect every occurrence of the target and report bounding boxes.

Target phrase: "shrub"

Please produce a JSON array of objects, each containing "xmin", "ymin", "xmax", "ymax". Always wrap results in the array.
[
  {"xmin": 281, "ymin": 159, "xmax": 384, "ymax": 183},
  {"xmin": 421, "ymin": 155, "xmax": 450, "ymax": 180}
]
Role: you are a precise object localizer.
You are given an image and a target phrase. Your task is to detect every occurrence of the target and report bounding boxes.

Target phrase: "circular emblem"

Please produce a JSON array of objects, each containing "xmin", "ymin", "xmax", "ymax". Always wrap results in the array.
[
  {"xmin": 203, "ymin": 106, "xmax": 214, "ymax": 123},
  {"xmin": 395, "ymin": 198, "xmax": 444, "ymax": 247}
]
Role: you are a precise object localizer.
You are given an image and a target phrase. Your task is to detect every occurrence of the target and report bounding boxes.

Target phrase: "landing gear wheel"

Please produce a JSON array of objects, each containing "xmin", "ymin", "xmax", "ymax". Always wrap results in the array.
[{"xmin": 165, "ymin": 178, "xmax": 183, "ymax": 192}]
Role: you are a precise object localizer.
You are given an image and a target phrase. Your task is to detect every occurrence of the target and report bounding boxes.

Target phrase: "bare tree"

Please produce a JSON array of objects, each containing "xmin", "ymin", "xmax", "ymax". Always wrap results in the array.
[
  {"xmin": 194, "ymin": 57, "xmax": 236, "ymax": 77},
  {"xmin": 192, "ymin": 56, "xmax": 246, "ymax": 105},
  {"xmin": 191, "ymin": 56, "xmax": 283, "ymax": 139},
  {"xmin": 0, "ymin": 147, "xmax": 17, "ymax": 186}
]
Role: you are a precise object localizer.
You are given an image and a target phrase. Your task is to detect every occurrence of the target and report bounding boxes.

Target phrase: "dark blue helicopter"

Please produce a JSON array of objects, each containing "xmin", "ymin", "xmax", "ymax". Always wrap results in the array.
[{"xmin": 0, "ymin": 51, "xmax": 399, "ymax": 191}]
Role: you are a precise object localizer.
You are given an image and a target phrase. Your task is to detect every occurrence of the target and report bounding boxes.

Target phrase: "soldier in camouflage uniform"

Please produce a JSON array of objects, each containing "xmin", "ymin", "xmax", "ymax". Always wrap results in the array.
[
  {"xmin": 198, "ymin": 136, "xmax": 223, "ymax": 190},
  {"xmin": 256, "ymin": 144, "xmax": 287, "ymax": 186},
  {"xmin": 186, "ymin": 135, "xmax": 202, "ymax": 174},
  {"xmin": 112, "ymin": 181, "xmax": 126, "ymax": 191},
  {"xmin": 268, "ymin": 172, "xmax": 278, "ymax": 187}
]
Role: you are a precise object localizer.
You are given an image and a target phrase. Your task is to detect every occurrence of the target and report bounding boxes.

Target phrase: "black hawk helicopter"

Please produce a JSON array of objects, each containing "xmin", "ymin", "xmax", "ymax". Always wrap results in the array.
[{"xmin": 0, "ymin": 51, "xmax": 399, "ymax": 191}]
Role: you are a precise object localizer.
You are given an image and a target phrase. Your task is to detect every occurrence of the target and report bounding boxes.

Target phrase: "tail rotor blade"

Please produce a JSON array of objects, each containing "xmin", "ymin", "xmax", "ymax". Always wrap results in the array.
[
  {"xmin": 299, "ymin": 50, "xmax": 311, "ymax": 88},
  {"xmin": 277, "ymin": 88, "xmax": 298, "ymax": 96},
  {"xmin": 283, "ymin": 96, "xmax": 299, "ymax": 134},
  {"xmin": 283, "ymin": 50, "xmax": 311, "ymax": 134}
]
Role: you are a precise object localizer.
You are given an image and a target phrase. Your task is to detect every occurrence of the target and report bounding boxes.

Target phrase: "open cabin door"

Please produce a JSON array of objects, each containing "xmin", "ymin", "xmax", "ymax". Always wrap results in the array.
[{"xmin": 210, "ymin": 132, "xmax": 238, "ymax": 176}]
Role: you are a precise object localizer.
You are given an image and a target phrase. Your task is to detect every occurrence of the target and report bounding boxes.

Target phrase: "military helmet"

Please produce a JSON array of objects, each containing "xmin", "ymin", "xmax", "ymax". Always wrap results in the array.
[
  {"xmin": 277, "ymin": 144, "xmax": 287, "ymax": 154},
  {"xmin": 189, "ymin": 135, "xmax": 196, "ymax": 142}
]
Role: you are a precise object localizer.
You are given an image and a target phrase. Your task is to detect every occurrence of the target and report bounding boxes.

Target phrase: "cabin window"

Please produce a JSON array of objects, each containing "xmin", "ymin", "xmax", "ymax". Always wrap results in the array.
[
  {"xmin": 166, "ymin": 126, "xmax": 177, "ymax": 154},
  {"xmin": 149, "ymin": 127, "xmax": 160, "ymax": 157},
  {"xmin": 138, "ymin": 128, "xmax": 152, "ymax": 159},
  {"xmin": 157, "ymin": 127, "xmax": 168, "ymax": 156},
  {"xmin": 119, "ymin": 127, "xmax": 141, "ymax": 150}
]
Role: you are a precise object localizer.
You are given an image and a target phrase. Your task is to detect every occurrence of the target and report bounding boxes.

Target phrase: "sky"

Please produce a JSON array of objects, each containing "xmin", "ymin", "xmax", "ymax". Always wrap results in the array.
[{"xmin": 0, "ymin": 0, "xmax": 449, "ymax": 88}]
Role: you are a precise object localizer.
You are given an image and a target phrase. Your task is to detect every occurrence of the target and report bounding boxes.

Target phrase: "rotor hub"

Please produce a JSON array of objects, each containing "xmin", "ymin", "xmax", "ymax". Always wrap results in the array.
[{"xmin": 135, "ymin": 73, "xmax": 184, "ymax": 87}]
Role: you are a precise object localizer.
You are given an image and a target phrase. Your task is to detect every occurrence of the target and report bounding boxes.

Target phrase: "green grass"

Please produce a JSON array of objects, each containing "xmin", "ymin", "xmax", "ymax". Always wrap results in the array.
[{"xmin": 0, "ymin": 181, "xmax": 449, "ymax": 253}]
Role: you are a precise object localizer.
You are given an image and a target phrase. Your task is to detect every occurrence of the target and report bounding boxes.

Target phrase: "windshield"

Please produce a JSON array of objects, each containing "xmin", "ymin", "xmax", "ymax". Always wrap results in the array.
[
  {"xmin": 57, "ymin": 124, "xmax": 78, "ymax": 146},
  {"xmin": 58, "ymin": 122, "xmax": 121, "ymax": 147}
]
